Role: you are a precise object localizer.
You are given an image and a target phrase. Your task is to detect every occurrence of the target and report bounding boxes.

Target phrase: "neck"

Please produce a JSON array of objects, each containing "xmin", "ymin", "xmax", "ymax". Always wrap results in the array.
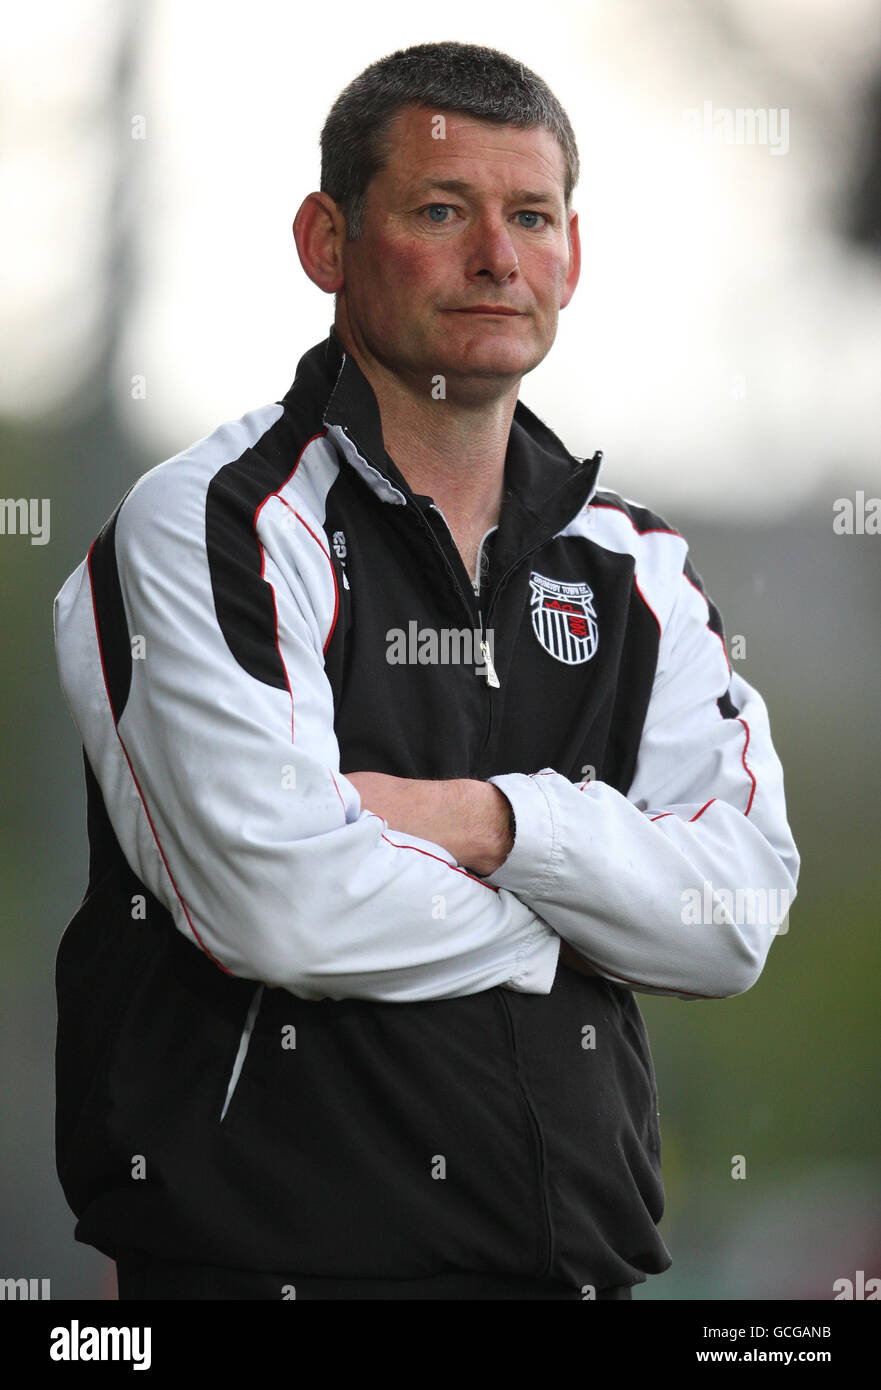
[{"xmin": 333, "ymin": 322, "xmax": 520, "ymax": 542}]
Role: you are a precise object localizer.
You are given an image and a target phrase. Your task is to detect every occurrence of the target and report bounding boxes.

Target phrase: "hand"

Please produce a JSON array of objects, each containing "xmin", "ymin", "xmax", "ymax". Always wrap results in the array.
[{"xmin": 346, "ymin": 772, "xmax": 514, "ymax": 877}]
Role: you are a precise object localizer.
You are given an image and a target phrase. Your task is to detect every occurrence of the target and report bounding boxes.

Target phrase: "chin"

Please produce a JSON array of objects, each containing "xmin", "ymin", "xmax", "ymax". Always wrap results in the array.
[{"xmin": 447, "ymin": 343, "xmax": 543, "ymax": 380}]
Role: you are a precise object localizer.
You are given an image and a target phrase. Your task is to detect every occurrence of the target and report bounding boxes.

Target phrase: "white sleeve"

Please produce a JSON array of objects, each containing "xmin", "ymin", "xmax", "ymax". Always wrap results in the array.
[
  {"xmin": 486, "ymin": 556, "xmax": 799, "ymax": 1000},
  {"xmin": 53, "ymin": 461, "xmax": 559, "ymax": 1003}
]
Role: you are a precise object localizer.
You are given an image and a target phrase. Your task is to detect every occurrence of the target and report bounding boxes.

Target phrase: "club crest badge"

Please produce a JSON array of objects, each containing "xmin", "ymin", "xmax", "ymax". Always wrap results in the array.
[{"xmin": 529, "ymin": 572, "xmax": 598, "ymax": 665}]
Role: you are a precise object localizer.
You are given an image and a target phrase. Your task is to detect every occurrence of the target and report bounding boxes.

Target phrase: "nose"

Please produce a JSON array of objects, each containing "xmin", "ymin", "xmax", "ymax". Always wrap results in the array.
[{"xmin": 464, "ymin": 214, "xmax": 519, "ymax": 283}]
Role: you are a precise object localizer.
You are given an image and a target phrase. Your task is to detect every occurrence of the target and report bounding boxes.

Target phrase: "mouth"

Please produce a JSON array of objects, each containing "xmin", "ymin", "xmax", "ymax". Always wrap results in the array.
[{"xmin": 447, "ymin": 306, "xmax": 523, "ymax": 316}]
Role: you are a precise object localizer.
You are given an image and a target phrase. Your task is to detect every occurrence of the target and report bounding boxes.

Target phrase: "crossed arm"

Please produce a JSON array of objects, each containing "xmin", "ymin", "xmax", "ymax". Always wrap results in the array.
[
  {"xmin": 346, "ymin": 771, "xmax": 598, "ymax": 979},
  {"xmin": 344, "ymin": 772, "xmax": 513, "ymax": 878}
]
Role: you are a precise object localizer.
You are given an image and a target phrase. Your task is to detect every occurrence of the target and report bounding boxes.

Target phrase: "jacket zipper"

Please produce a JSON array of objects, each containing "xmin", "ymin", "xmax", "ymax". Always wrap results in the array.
[
  {"xmin": 423, "ymin": 501, "xmax": 499, "ymax": 754},
  {"xmin": 472, "ymin": 525, "xmax": 500, "ymax": 689},
  {"xmin": 494, "ymin": 991, "xmax": 554, "ymax": 1277}
]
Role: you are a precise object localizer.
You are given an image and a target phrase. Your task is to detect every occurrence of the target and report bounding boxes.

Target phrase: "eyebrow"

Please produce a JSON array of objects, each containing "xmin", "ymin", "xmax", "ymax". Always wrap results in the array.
[{"xmin": 407, "ymin": 177, "xmax": 559, "ymax": 204}]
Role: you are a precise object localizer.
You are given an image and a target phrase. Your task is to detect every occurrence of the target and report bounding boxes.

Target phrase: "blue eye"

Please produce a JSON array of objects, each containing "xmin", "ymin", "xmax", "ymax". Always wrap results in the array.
[
  {"xmin": 426, "ymin": 204, "xmax": 452, "ymax": 222},
  {"xmin": 517, "ymin": 211, "xmax": 546, "ymax": 229}
]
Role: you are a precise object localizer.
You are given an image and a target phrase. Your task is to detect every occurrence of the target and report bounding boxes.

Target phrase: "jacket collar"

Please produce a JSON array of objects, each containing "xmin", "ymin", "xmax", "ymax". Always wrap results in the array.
[{"xmin": 282, "ymin": 327, "xmax": 604, "ymax": 540}]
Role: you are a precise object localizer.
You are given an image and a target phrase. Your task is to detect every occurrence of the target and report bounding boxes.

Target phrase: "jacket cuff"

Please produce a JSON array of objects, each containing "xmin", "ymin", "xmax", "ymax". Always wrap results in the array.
[
  {"xmin": 486, "ymin": 771, "xmax": 558, "ymax": 897},
  {"xmin": 504, "ymin": 919, "xmax": 561, "ymax": 994}
]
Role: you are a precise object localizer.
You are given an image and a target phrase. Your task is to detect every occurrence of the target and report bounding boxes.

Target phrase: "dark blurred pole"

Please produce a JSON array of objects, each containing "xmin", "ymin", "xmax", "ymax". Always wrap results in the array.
[
  {"xmin": 846, "ymin": 67, "xmax": 881, "ymax": 254},
  {"xmin": 70, "ymin": 0, "xmax": 146, "ymax": 494},
  {"xmin": 95, "ymin": 0, "xmax": 141, "ymax": 423}
]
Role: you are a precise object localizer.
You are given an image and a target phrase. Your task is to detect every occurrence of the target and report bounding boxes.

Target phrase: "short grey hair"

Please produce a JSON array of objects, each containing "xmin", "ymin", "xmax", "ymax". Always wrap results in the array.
[{"xmin": 320, "ymin": 41, "xmax": 579, "ymax": 239}]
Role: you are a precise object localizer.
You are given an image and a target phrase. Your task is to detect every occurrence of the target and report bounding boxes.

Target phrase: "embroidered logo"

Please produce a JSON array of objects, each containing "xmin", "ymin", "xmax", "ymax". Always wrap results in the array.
[{"xmin": 529, "ymin": 572, "xmax": 598, "ymax": 665}]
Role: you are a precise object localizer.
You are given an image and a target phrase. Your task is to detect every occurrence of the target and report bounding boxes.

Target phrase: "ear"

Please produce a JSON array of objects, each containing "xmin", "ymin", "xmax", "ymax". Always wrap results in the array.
[
  {"xmin": 560, "ymin": 208, "xmax": 581, "ymax": 309},
  {"xmin": 293, "ymin": 192, "xmax": 347, "ymax": 294}
]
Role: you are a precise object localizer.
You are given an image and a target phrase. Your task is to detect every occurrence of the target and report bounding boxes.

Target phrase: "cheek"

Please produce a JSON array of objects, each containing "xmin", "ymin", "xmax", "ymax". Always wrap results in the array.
[
  {"xmin": 386, "ymin": 242, "xmax": 443, "ymax": 292},
  {"xmin": 528, "ymin": 246, "xmax": 571, "ymax": 300},
  {"xmin": 352, "ymin": 242, "xmax": 442, "ymax": 324}
]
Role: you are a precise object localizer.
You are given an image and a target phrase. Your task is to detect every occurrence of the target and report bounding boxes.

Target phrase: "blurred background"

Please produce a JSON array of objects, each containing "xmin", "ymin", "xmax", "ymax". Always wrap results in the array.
[{"xmin": 2, "ymin": 0, "xmax": 879, "ymax": 1300}]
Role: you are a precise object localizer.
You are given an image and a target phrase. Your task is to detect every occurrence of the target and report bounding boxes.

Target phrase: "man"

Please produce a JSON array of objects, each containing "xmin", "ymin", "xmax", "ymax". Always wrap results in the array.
[{"xmin": 52, "ymin": 41, "xmax": 799, "ymax": 1301}]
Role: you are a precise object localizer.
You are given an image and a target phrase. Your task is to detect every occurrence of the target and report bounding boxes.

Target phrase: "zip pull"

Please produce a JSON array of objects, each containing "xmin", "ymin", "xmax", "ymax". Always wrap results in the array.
[
  {"xmin": 478, "ymin": 613, "xmax": 500, "ymax": 688},
  {"xmin": 480, "ymin": 640, "xmax": 500, "ymax": 688}
]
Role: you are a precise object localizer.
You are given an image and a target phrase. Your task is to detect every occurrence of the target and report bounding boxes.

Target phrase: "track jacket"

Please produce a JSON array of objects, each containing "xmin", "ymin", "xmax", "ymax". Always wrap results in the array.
[{"xmin": 52, "ymin": 328, "xmax": 799, "ymax": 1293}]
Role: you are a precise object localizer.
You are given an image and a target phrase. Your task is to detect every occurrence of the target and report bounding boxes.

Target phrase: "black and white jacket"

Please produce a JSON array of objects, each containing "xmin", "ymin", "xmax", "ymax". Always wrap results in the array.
[{"xmin": 52, "ymin": 329, "xmax": 799, "ymax": 1293}]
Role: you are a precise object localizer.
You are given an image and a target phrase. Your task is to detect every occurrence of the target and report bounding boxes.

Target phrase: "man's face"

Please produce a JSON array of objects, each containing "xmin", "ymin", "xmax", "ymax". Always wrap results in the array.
[{"xmin": 335, "ymin": 106, "xmax": 580, "ymax": 400}]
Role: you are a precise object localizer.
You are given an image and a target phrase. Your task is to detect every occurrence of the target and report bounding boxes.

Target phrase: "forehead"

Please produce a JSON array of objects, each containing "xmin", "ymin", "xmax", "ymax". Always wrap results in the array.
[{"xmin": 375, "ymin": 105, "xmax": 567, "ymax": 199}]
